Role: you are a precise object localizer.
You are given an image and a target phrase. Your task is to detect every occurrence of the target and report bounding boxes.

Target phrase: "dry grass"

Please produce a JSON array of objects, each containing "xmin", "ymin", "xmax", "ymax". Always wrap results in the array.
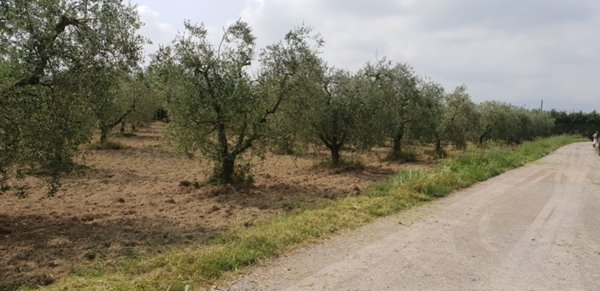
[
  {"xmin": 43, "ymin": 135, "xmax": 580, "ymax": 290},
  {"xmin": 0, "ymin": 122, "xmax": 430, "ymax": 290}
]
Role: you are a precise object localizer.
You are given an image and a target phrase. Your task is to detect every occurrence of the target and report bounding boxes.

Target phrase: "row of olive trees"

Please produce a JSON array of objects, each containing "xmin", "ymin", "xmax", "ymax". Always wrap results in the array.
[
  {"xmin": 417, "ymin": 86, "xmax": 554, "ymax": 156},
  {"xmin": 0, "ymin": 0, "xmax": 160, "ymax": 194},
  {"xmin": 150, "ymin": 22, "xmax": 426, "ymax": 181},
  {"xmin": 149, "ymin": 20, "xmax": 556, "ymax": 182},
  {"xmin": 265, "ymin": 59, "xmax": 554, "ymax": 164},
  {"xmin": 476, "ymin": 101, "xmax": 554, "ymax": 145},
  {"xmin": 1, "ymin": 3, "xmax": 556, "ymax": 191}
]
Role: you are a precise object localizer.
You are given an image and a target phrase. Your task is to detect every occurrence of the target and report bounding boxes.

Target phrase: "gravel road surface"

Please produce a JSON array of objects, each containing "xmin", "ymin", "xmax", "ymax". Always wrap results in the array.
[{"xmin": 223, "ymin": 142, "xmax": 600, "ymax": 290}]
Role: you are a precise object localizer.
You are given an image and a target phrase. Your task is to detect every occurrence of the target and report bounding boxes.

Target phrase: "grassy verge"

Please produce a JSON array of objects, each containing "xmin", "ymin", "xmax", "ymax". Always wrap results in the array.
[{"xmin": 45, "ymin": 135, "xmax": 581, "ymax": 290}]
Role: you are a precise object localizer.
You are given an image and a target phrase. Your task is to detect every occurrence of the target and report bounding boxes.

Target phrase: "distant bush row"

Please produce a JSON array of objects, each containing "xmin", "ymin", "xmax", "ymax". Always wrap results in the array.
[{"xmin": 550, "ymin": 110, "xmax": 600, "ymax": 137}]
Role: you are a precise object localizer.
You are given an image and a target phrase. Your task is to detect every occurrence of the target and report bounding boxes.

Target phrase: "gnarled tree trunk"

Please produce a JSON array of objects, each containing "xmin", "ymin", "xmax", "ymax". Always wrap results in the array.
[
  {"xmin": 329, "ymin": 144, "xmax": 341, "ymax": 165},
  {"xmin": 389, "ymin": 128, "xmax": 404, "ymax": 160}
]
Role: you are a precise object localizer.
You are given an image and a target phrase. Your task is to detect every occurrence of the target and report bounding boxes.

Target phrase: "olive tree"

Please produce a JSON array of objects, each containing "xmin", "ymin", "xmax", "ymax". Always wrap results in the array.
[
  {"xmin": 477, "ymin": 102, "xmax": 555, "ymax": 145},
  {"xmin": 363, "ymin": 59, "xmax": 421, "ymax": 159},
  {"xmin": 87, "ymin": 68, "xmax": 131, "ymax": 145},
  {"xmin": 122, "ymin": 75, "xmax": 162, "ymax": 132},
  {"xmin": 414, "ymin": 79, "xmax": 446, "ymax": 155},
  {"xmin": 152, "ymin": 21, "xmax": 322, "ymax": 183},
  {"xmin": 301, "ymin": 68, "xmax": 379, "ymax": 165},
  {"xmin": 476, "ymin": 101, "xmax": 521, "ymax": 145},
  {"xmin": 409, "ymin": 81, "xmax": 477, "ymax": 155},
  {"xmin": 519, "ymin": 109, "xmax": 554, "ymax": 140},
  {"xmin": 0, "ymin": 0, "xmax": 144, "ymax": 194},
  {"xmin": 441, "ymin": 86, "xmax": 480, "ymax": 149},
  {"xmin": 88, "ymin": 70, "xmax": 159, "ymax": 145}
]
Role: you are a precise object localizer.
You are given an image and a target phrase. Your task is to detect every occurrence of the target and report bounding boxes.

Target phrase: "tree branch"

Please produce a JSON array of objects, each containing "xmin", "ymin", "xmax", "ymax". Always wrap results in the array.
[
  {"xmin": 231, "ymin": 75, "xmax": 291, "ymax": 157},
  {"xmin": 13, "ymin": 15, "xmax": 82, "ymax": 88},
  {"xmin": 318, "ymin": 134, "xmax": 333, "ymax": 148}
]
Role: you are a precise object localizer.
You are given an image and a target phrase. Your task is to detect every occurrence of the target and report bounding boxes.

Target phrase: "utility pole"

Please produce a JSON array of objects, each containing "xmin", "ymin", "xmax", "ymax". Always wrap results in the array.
[{"xmin": 540, "ymin": 99, "xmax": 543, "ymax": 111}]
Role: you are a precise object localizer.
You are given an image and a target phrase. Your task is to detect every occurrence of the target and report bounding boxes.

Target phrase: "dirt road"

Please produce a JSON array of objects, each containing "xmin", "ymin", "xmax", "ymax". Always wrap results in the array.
[{"xmin": 223, "ymin": 142, "xmax": 600, "ymax": 290}]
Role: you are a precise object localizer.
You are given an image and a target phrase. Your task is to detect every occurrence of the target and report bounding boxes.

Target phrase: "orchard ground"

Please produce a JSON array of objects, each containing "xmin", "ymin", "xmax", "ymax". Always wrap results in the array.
[{"xmin": 0, "ymin": 122, "xmax": 436, "ymax": 289}]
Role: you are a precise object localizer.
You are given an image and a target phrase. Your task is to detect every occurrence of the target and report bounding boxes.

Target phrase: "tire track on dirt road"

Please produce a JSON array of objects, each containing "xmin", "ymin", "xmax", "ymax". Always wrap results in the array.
[{"xmin": 222, "ymin": 142, "xmax": 600, "ymax": 290}]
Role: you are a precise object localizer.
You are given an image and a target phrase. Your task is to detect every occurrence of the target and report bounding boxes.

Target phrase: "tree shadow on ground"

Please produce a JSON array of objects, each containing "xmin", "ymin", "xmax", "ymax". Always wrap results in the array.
[
  {"xmin": 0, "ymin": 214, "xmax": 218, "ymax": 290},
  {"xmin": 206, "ymin": 183, "xmax": 344, "ymax": 211},
  {"xmin": 204, "ymin": 165, "xmax": 399, "ymax": 212}
]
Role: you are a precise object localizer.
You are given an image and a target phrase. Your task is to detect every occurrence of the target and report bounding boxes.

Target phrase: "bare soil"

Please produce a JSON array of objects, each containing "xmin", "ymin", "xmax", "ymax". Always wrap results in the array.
[
  {"xmin": 223, "ymin": 142, "xmax": 600, "ymax": 290},
  {"xmin": 0, "ymin": 122, "xmax": 430, "ymax": 290}
]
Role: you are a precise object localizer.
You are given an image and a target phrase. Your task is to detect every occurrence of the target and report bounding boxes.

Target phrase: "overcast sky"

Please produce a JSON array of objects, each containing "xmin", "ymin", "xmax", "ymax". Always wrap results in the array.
[{"xmin": 132, "ymin": 0, "xmax": 600, "ymax": 112}]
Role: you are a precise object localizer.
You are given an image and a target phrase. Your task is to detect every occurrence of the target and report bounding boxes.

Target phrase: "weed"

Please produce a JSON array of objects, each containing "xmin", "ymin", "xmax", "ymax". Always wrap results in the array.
[{"xmin": 313, "ymin": 159, "xmax": 366, "ymax": 171}]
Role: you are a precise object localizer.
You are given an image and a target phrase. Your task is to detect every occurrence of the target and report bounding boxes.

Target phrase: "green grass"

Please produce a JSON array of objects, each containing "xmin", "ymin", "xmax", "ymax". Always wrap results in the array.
[
  {"xmin": 45, "ymin": 135, "xmax": 581, "ymax": 290},
  {"xmin": 312, "ymin": 158, "xmax": 366, "ymax": 171}
]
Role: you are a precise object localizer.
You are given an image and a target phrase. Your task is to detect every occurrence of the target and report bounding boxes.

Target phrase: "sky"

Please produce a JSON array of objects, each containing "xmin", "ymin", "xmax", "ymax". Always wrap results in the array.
[{"xmin": 132, "ymin": 0, "xmax": 600, "ymax": 112}]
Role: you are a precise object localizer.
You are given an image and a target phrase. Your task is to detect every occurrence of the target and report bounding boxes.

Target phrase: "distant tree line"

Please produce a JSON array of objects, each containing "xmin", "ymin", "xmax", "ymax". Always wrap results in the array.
[
  {"xmin": 0, "ymin": 1, "xmax": 558, "ymax": 193},
  {"xmin": 549, "ymin": 110, "xmax": 600, "ymax": 137}
]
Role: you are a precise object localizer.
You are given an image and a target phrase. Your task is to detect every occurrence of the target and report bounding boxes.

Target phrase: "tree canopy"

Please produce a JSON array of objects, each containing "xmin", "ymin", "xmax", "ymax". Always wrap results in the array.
[
  {"xmin": 0, "ymin": 0, "xmax": 145, "ymax": 194},
  {"xmin": 151, "ymin": 20, "xmax": 323, "ymax": 183}
]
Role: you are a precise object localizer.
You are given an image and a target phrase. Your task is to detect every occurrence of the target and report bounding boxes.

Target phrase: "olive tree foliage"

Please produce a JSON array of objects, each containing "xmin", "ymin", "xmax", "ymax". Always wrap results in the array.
[
  {"xmin": 520, "ymin": 109, "xmax": 554, "ymax": 140},
  {"xmin": 86, "ymin": 68, "xmax": 129, "ymax": 145},
  {"xmin": 265, "ymin": 103, "xmax": 303, "ymax": 155},
  {"xmin": 413, "ymin": 81, "xmax": 475, "ymax": 156},
  {"xmin": 0, "ymin": 0, "xmax": 144, "ymax": 195},
  {"xmin": 87, "ymin": 70, "xmax": 160, "ymax": 145},
  {"xmin": 477, "ymin": 101, "xmax": 554, "ymax": 145},
  {"xmin": 299, "ymin": 68, "xmax": 379, "ymax": 165},
  {"xmin": 441, "ymin": 86, "xmax": 480, "ymax": 149},
  {"xmin": 258, "ymin": 33, "xmax": 326, "ymax": 156},
  {"xmin": 119, "ymin": 75, "xmax": 163, "ymax": 132},
  {"xmin": 262, "ymin": 60, "xmax": 324, "ymax": 156},
  {"xmin": 414, "ymin": 79, "xmax": 446, "ymax": 155},
  {"xmin": 151, "ymin": 20, "xmax": 323, "ymax": 183},
  {"xmin": 362, "ymin": 59, "xmax": 421, "ymax": 159},
  {"xmin": 476, "ymin": 101, "xmax": 521, "ymax": 145}
]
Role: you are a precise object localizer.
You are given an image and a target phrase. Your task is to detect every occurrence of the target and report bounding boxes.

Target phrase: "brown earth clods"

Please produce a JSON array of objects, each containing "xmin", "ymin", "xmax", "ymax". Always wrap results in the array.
[{"xmin": 0, "ymin": 122, "xmax": 432, "ymax": 290}]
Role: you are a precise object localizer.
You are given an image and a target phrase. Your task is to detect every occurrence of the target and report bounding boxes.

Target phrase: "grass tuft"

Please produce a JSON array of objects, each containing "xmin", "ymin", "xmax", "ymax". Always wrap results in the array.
[{"xmin": 313, "ymin": 159, "xmax": 366, "ymax": 171}]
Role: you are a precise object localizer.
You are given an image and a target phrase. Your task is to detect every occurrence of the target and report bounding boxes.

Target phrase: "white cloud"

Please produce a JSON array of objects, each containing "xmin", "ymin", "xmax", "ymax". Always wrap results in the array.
[
  {"xmin": 131, "ymin": 0, "xmax": 600, "ymax": 111},
  {"xmin": 239, "ymin": 0, "xmax": 600, "ymax": 111},
  {"xmin": 136, "ymin": 4, "xmax": 159, "ymax": 18},
  {"xmin": 136, "ymin": 4, "xmax": 177, "ymax": 64}
]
